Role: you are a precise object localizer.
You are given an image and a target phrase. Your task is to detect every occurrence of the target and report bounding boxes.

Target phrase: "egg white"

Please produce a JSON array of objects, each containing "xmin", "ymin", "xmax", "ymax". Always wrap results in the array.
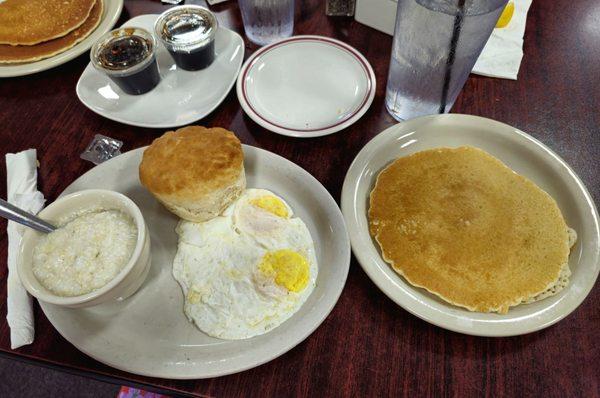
[{"xmin": 172, "ymin": 189, "xmax": 318, "ymax": 340}]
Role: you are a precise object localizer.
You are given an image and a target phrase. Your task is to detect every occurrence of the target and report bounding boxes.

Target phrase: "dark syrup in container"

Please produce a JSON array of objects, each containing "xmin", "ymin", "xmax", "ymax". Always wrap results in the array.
[
  {"xmin": 98, "ymin": 35, "xmax": 160, "ymax": 95},
  {"xmin": 157, "ymin": 8, "xmax": 217, "ymax": 71},
  {"xmin": 169, "ymin": 40, "xmax": 215, "ymax": 71}
]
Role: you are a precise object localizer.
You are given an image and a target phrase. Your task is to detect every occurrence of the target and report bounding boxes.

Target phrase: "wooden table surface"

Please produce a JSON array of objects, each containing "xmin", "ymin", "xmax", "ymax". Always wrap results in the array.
[{"xmin": 1, "ymin": 0, "xmax": 599, "ymax": 396}]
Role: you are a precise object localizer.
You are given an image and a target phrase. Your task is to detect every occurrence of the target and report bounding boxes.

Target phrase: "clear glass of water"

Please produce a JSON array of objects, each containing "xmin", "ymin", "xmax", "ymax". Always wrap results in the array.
[
  {"xmin": 385, "ymin": 0, "xmax": 508, "ymax": 121},
  {"xmin": 238, "ymin": 0, "xmax": 295, "ymax": 46}
]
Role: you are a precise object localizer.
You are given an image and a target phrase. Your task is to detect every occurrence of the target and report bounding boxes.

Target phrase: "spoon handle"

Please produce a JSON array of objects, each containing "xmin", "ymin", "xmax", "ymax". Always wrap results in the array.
[{"xmin": 0, "ymin": 198, "xmax": 56, "ymax": 234}]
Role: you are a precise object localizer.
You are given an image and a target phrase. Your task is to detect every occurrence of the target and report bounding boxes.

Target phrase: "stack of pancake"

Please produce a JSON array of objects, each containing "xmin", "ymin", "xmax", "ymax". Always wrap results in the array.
[{"xmin": 0, "ymin": 0, "xmax": 103, "ymax": 64}]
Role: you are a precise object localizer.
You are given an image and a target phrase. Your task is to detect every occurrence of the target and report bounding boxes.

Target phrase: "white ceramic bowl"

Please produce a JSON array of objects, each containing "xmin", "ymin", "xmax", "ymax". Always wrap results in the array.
[{"xmin": 18, "ymin": 189, "xmax": 151, "ymax": 308}]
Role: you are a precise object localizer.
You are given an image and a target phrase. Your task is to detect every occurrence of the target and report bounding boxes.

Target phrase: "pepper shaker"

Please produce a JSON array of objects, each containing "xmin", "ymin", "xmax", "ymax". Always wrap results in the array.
[{"xmin": 326, "ymin": 0, "xmax": 356, "ymax": 16}]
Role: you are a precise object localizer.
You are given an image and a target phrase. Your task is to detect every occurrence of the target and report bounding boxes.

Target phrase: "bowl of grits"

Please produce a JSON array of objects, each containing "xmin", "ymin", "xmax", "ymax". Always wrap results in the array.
[{"xmin": 18, "ymin": 189, "xmax": 151, "ymax": 308}]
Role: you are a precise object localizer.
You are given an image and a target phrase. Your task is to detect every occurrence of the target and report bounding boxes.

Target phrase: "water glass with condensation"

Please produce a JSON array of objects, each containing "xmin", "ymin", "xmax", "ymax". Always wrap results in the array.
[
  {"xmin": 238, "ymin": 0, "xmax": 295, "ymax": 46},
  {"xmin": 385, "ymin": 0, "xmax": 508, "ymax": 121}
]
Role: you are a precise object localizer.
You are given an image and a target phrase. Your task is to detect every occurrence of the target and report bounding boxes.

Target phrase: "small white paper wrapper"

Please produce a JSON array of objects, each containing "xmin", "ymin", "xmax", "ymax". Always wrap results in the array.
[{"xmin": 472, "ymin": 0, "xmax": 533, "ymax": 80}]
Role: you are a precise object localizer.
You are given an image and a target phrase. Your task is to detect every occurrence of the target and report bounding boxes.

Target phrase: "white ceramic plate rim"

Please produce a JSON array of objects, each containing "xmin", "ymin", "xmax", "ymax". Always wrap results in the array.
[
  {"xmin": 236, "ymin": 35, "xmax": 376, "ymax": 138},
  {"xmin": 39, "ymin": 144, "xmax": 351, "ymax": 378},
  {"xmin": 341, "ymin": 114, "xmax": 600, "ymax": 337},
  {"xmin": 0, "ymin": 0, "xmax": 123, "ymax": 78},
  {"xmin": 75, "ymin": 14, "xmax": 244, "ymax": 129}
]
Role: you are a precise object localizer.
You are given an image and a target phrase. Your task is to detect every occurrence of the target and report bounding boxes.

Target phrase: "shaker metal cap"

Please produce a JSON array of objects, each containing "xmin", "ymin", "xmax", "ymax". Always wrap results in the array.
[{"xmin": 154, "ymin": 5, "xmax": 218, "ymax": 52}]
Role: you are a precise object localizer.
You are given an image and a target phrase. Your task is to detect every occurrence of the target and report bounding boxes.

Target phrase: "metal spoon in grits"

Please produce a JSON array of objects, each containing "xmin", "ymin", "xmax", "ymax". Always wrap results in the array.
[{"xmin": 0, "ymin": 198, "xmax": 56, "ymax": 233}]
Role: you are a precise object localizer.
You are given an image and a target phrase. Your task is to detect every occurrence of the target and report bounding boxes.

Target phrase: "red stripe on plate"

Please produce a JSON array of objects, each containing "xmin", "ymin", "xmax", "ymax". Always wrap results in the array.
[{"xmin": 241, "ymin": 36, "xmax": 373, "ymax": 133}]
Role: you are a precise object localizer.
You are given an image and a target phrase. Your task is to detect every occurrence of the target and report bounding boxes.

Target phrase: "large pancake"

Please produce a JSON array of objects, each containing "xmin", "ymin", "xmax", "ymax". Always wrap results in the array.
[
  {"xmin": 0, "ymin": 0, "xmax": 96, "ymax": 46},
  {"xmin": 0, "ymin": 0, "xmax": 103, "ymax": 64},
  {"xmin": 368, "ymin": 146, "xmax": 572, "ymax": 314}
]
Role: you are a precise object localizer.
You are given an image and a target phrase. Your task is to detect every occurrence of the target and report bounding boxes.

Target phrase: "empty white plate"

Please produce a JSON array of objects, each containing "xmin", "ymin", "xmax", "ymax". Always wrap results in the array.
[
  {"xmin": 76, "ymin": 14, "xmax": 244, "ymax": 128},
  {"xmin": 341, "ymin": 114, "xmax": 600, "ymax": 337},
  {"xmin": 237, "ymin": 35, "xmax": 376, "ymax": 138}
]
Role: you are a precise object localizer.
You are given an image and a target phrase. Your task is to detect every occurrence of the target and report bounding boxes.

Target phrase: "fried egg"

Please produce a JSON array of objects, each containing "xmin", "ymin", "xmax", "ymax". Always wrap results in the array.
[{"xmin": 172, "ymin": 189, "xmax": 318, "ymax": 339}]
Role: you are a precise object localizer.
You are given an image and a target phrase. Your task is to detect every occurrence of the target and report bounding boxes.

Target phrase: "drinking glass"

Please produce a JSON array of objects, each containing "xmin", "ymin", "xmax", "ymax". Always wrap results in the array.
[
  {"xmin": 385, "ymin": 0, "xmax": 508, "ymax": 121},
  {"xmin": 238, "ymin": 0, "xmax": 295, "ymax": 46}
]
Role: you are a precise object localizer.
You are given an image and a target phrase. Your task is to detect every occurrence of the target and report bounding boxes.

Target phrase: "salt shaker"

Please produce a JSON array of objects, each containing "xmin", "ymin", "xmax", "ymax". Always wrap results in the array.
[{"xmin": 325, "ymin": 0, "xmax": 356, "ymax": 16}]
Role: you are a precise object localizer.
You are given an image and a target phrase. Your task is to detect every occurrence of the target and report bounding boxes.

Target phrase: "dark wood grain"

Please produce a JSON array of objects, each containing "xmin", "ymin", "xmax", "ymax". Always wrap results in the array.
[{"xmin": 1, "ymin": 0, "xmax": 599, "ymax": 397}]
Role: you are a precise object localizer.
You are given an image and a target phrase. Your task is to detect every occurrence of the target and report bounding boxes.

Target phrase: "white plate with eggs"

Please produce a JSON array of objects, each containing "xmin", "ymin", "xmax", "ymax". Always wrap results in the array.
[{"xmin": 38, "ymin": 145, "xmax": 350, "ymax": 379}]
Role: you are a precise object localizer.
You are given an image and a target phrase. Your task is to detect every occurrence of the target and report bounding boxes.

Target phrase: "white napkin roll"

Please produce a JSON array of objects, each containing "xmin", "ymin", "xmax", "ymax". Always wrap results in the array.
[{"xmin": 6, "ymin": 149, "xmax": 45, "ymax": 349}]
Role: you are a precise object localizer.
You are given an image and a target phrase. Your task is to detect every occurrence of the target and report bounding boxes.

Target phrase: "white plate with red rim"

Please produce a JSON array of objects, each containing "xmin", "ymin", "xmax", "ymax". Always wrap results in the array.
[
  {"xmin": 236, "ymin": 35, "xmax": 376, "ymax": 138},
  {"xmin": 341, "ymin": 114, "xmax": 600, "ymax": 337},
  {"xmin": 76, "ymin": 14, "xmax": 244, "ymax": 128}
]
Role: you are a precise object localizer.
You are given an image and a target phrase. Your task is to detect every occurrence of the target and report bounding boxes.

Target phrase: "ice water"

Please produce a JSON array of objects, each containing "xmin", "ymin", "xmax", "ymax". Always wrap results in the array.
[
  {"xmin": 385, "ymin": 0, "xmax": 507, "ymax": 121},
  {"xmin": 239, "ymin": 0, "xmax": 294, "ymax": 46}
]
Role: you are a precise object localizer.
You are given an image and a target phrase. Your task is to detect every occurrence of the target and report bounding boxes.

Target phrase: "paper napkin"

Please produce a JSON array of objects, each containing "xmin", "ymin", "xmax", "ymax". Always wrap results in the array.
[
  {"xmin": 472, "ymin": 0, "xmax": 533, "ymax": 80},
  {"xmin": 6, "ymin": 149, "xmax": 45, "ymax": 349}
]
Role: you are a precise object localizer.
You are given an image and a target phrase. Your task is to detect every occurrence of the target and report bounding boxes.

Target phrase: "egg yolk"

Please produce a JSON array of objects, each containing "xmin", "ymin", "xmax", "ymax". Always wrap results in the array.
[
  {"xmin": 258, "ymin": 249, "xmax": 309, "ymax": 292},
  {"xmin": 250, "ymin": 195, "xmax": 289, "ymax": 218}
]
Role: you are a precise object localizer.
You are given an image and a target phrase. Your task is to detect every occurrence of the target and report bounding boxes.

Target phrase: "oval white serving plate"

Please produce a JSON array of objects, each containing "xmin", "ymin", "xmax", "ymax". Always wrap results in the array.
[
  {"xmin": 76, "ymin": 14, "xmax": 244, "ymax": 128},
  {"xmin": 237, "ymin": 35, "xmax": 376, "ymax": 138},
  {"xmin": 341, "ymin": 114, "xmax": 600, "ymax": 337},
  {"xmin": 39, "ymin": 145, "xmax": 351, "ymax": 378}
]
